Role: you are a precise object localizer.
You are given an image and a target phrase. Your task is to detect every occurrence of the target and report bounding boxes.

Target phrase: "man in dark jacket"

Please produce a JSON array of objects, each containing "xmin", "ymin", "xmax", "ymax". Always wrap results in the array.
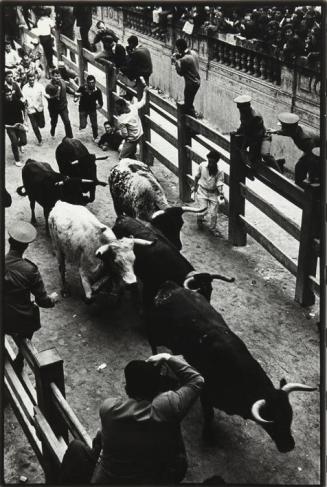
[
  {"xmin": 124, "ymin": 35, "xmax": 152, "ymax": 100},
  {"xmin": 45, "ymin": 68, "xmax": 73, "ymax": 138},
  {"xmin": 4, "ymin": 222, "xmax": 59, "ymax": 372},
  {"xmin": 234, "ymin": 94, "xmax": 285, "ymax": 178},
  {"xmin": 173, "ymin": 38, "xmax": 201, "ymax": 117},
  {"xmin": 4, "ymin": 73, "xmax": 27, "ymax": 167},
  {"xmin": 73, "ymin": 6, "xmax": 93, "ymax": 50},
  {"xmin": 74, "ymin": 74, "xmax": 103, "ymax": 141}
]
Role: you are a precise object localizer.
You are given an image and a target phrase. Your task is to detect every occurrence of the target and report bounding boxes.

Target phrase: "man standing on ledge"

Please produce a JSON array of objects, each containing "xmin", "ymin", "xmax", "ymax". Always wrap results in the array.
[{"xmin": 172, "ymin": 38, "xmax": 201, "ymax": 117}]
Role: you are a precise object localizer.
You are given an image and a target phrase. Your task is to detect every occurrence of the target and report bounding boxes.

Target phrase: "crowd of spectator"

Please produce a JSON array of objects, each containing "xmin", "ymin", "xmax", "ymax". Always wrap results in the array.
[{"xmin": 130, "ymin": 5, "xmax": 321, "ymax": 65}]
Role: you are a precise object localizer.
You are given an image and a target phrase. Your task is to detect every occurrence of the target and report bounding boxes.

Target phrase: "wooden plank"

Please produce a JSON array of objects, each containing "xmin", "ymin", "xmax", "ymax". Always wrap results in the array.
[
  {"xmin": 228, "ymin": 134, "xmax": 247, "ymax": 246},
  {"xmin": 116, "ymin": 79, "xmax": 137, "ymax": 97},
  {"xmin": 149, "ymin": 91, "xmax": 177, "ymax": 118},
  {"xmin": 59, "ymin": 34, "xmax": 78, "ymax": 54},
  {"xmin": 20, "ymin": 339, "xmax": 39, "ymax": 373},
  {"xmin": 5, "ymin": 337, "xmax": 37, "ymax": 403},
  {"xmin": 34, "ymin": 406, "xmax": 67, "ymax": 466},
  {"xmin": 193, "ymin": 134, "xmax": 230, "ymax": 164},
  {"xmin": 255, "ymin": 165, "xmax": 305, "ymax": 208},
  {"xmin": 146, "ymin": 116, "xmax": 178, "ymax": 148},
  {"xmin": 81, "ymin": 49, "xmax": 106, "ymax": 72},
  {"xmin": 146, "ymin": 142, "xmax": 194, "ymax": 186},
  {"xmin": 185, "ymin": 117, "xmax": 230, "ymax": 152},
  {"xmin": 149, "ymin": 101, "xmax": 177, "ymax": 126},
  {"xmin": 308, "ymin": 275, "xmax": 320, "ymax": 296},
  {"xmin": 50, "ymin": 383, "xmax": 92, "ymax": 448},
  {"xmin": 5, "ymin": 360, "xmax": 36, "ymax": 425},
  {"xmin": 4, "ymin": 377, "xmax": 44, "ymax": 468},
  {"xmin": 240, "ymin": 183, "xmax": 301, "ymax": 241},
  {"xmin": 239, "ymin": 215, "xmax": 298, "ymax": 276},
  {"xmin": 61, "ymin": 55, "xmax": 78, "ymax": 74}
]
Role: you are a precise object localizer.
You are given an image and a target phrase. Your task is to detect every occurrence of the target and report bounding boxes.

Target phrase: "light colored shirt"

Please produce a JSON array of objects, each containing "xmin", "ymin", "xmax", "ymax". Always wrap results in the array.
[
  {"xmin": 116, "ymin": 95, "xmax": 146, "ymax": 142},
  {"xmin": 37, "ymin": 16, "xmax": 55, "ymax": 36},
  {"xmin": 5, "ymin": 50, "xmax": 20, "ymax": 68},
  {"xmin": 22, "ymin": 82, "xmax": 46, "ymax": 114},
  {"xmin": 195, "ymin": 161, "xmax": 224, "ymax": 191}
]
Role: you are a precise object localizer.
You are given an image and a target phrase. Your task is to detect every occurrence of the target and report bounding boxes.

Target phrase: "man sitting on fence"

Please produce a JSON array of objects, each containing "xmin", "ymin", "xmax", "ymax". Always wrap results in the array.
[
  {"xmin": 234, "ymin": 94, "xmax": 285, "ymax": 179},
  {"xmin": 4, "ymin": 222, "xmax": 59, "ymax": 374},
  {"xmin": 115, "ymin": 87, "xmax": 148, "ymax": 160},
  {"xmin": 123, "ymin": 35, "xmax": 153, "ymax": 100}
]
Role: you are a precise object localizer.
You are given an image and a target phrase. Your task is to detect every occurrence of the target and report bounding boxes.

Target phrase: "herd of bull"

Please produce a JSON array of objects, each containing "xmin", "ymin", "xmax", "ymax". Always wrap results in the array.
[{"xmin": 16, "ymin": 137, "xmax": 316, "ymax": 454}]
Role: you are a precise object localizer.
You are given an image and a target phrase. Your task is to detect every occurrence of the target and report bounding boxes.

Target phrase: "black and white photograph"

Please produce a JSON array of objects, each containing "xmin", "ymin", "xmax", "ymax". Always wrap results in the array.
[{"xmin": 2, "ymin": 2, "xmax": 325, "ymax": 485}]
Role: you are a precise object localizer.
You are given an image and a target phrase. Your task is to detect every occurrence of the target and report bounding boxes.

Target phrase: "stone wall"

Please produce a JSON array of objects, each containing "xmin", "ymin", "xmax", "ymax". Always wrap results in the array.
[{"xmin": 91, "ymin": 7, "xmax": 321, "ymax": 172}]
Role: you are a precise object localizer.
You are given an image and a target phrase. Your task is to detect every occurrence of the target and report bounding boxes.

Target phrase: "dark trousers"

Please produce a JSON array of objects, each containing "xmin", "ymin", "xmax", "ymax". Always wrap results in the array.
[
  {"xmin": 79, "ymin": 110, "xmax": 98, "ymax": 138},
  {"xmin": 80, "ymin": 25, "xmax": 91, "ymax": 50},
  {"xmin": 28, "ymin": 111, "xmax": 45, "ymax": 142},
  {"xmin": 49, "ymin": 106, "xmax": 73, "ymax": 138},
  {"xmin": 59, "ymin": 439, "xmax": 99, "ymax": 484},
  {"xmin": 135, "ymin": 74, "xmax": 150, "ymax": 101},
  {"xmin": 184, "ymin": 81, "xmax": 200, "ymax": 116},
  {"xmin": 39, "ymin": 35, "xmax": 54, "ymax": 70},
  {"xmin": 61, "ymin": 27, "xmax": 76, "ymax": 62},
  {"xmin": 6, "ymin": 126, "xmax": 27, "ymax": 162},
  {"xmin": 119, "ymin": 138, "xmax": 141, "ymax": 160}
]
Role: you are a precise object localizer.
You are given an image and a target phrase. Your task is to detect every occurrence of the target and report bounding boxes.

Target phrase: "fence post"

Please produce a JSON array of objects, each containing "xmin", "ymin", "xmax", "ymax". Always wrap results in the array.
[
  {"xmin": 228, "ymin": 132, "xmax": 247, "ymax": 246},
  {"xmin": 54, "ymin": 30, "xmax": 63, "ymax": 64},
  {"xmin": 77, "ymin": 39, "xmax": 86, "ymax": 86},
  {"xmin": 34, "ymin": 348, "xmax": 68, "ymax": 481},
  {"xmin": 103, "ymin": 60, "xmax": 117, "ymax": 125},
  {"xmin": 295, "ymin": 184, "xmax": 320, "ymax": 306},
  {"xmin": 139, "ymin": 89, "xmax": 153, "ymax": 165},
  {"xmin": 177, "ymin": 102, "xmax": 192, "ymax": 202}
]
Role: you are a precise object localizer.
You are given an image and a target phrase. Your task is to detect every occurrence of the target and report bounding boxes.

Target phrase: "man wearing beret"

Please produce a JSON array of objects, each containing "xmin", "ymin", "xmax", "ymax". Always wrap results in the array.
[
  {"xmin": 234, "ymin": 95, "xmax": 284, "ymax": 179},
  {"xmin": 4, "ymin": 222, "xmax": 59, "ymax": 372},
  {"xmin": 270, "ymin": 112, "xmax": 320, "ymax": 187}
]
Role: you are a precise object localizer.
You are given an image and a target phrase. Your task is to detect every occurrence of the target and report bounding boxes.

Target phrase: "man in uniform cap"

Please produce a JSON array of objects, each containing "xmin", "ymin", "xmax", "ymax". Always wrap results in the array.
[
  {"xmin": 4, "ymin": 221, "xmax": 59, "ymax": 372},
  {"xmin": 270, "ymin": 112, "xmax": 320, "ymax": 187},
  {"xmin": 234, "ymin": 95, "xmax": 285, "ymax": 179}
]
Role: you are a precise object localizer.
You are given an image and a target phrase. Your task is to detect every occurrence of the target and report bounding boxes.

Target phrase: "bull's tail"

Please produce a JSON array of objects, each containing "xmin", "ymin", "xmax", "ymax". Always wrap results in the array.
[{"xmin": 17, "ymin": 186, "xmax": 27, "ymax": 197}]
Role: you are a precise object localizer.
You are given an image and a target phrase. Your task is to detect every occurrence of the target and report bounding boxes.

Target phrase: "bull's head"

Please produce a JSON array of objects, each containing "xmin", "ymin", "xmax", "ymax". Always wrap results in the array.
[
  {"xmin": 151, "ymin": 206, "xmax": 206, "ymax": 250},
  {"xmin": 251, "ymin": 379, "xmax": 316, "ymax": 452},
  {"xmin": 95, "ymin": 237, "xmax": 154, "ymax": 286},
  {"xmin": 183, "ymin": 271, "xmax": 235, "ymax": 302}
]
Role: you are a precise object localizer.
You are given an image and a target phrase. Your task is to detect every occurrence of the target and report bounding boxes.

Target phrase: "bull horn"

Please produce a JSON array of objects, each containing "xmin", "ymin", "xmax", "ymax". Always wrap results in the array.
[
  {"xmin": 281, "ymin": 383, "xmax": 317, "ymax": 394},
  {"xmin": 182, "ymin": 206, "xmax": 207, "ymax": 213},
  {"xmin": 81, "ymin": 179, "xmax": 96, "ymax": 184},
  {"xmin": 210, "ymin": 274, "xmax": 235, "ymax": 283},
  {"xmin": 251, "ymin": 399, "xmax": 273, "ymax": 424},
  {"xmin": 133, "ymin": 238, "xmax": 155, "ymax": 247},
  {"xmin": 95, "ymin": 155, "xmax": 109, "ymax": 161},
  {"xmin": 54, "ymin": 181, "xmax": 64, "ymax": 187},
  {"xmin": 96, "ymin": 180, "xmax": 108, "ymax": 187},
  {"xmin": 151, "ymin": 210, "xmax": 165, "ymax": 220},
  {"xmin": 183, "ymin": 276, "xmax": 200, "ymax": 292},
  {"xmin": 70, "ymin": 159, "xmax": 79, "ymax": 165}
]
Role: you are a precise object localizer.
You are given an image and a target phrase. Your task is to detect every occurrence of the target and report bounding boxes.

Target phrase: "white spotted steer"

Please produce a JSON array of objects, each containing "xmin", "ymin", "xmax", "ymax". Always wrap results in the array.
[{"xmin": 49, "ymin": 201, "xmax": 152, "ymax": 302}]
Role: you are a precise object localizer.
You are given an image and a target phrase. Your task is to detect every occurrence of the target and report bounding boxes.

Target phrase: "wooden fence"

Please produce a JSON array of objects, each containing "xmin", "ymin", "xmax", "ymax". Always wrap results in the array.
[
  {"xmin": 20, "ymin": 27, "xmax": 320, "ymax": 308},
  {"xmin": 4, "ymin": 336, "xmax": 92, "ymax": 482}
]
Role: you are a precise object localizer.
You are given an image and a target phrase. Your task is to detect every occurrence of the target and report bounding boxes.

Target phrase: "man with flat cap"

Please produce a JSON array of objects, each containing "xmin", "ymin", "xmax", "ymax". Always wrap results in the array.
[
  {"xmin": 234, "ymin": 94, "xmax": 285, "ymax": 179},
  {"xmin": 90, "ymin": 352, "xmax": 204, "ymax": 484},
  {"xmin": 269, "ymin": 112, "xmax": 320, "ymax": 187},
  {"xmin": 4, "ymin": 221, "xmax": 59, "ymax": 372}
]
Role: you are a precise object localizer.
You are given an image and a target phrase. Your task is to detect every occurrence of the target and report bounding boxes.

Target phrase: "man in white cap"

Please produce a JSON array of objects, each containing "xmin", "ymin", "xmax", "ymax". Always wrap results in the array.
[
  {"xmin": 4, "ymin": 221, "xmax": 59, "ymax": 372},
  {"xmin": 234, "ymin": 94, "xmax": 285, "ymax": 179},
  {"xmin": 269, "ymin": 112, "xmax": 320, "ymax": 187}
]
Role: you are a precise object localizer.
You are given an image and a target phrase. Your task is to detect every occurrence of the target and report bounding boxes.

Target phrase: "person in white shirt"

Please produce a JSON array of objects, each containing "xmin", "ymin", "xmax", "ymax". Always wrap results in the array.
[
  {"xmin": 36, "ymin": 8, "xmax": 55, "ymax": 74},
  {"xmin": 115, "ymin": 87, "xmax": 147, "ymax": 160},
  {"xmin": 22, "ymin": 72, "xmax": 48, "ymax": 145},
  {"xmin": 5, "ymin": 41, "xmax": 21, "ymax": 71},
  {"xmin": 193, "ymin": 150, "xmax": 225, "ymax": 237}
]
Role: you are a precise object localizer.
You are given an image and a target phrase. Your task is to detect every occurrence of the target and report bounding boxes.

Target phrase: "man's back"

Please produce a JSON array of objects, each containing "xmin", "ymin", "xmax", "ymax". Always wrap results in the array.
[{"xmin": 178, "ymin": 49, "xmax": 200, "ymax": 84}]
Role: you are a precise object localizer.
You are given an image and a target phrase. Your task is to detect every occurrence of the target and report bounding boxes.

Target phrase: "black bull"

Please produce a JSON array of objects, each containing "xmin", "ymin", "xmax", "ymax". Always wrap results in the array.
[
  {"xmin": 148, "ymin": 281, "xmax": 316, "ymax": 453},
  {"xmin": 112, "ymin": 216, "xmax": 232, "ymax": 306},
  {"xmin": 55, "ymin": 137, "xmax": 107, "ymax": 202},
  {"xmin": 16, "ymin": 159, "xmax": 100, "ymax": 233}
]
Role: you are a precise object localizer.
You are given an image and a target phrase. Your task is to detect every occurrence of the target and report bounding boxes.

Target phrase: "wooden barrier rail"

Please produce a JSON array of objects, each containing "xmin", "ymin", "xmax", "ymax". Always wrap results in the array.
[
  {"xmin": 20, "ymin": 26, "xmax": 320, "ymax": 307},
  {"xmin": 5, "ymin": 337, "xmax": 92, "ymax": 482}
]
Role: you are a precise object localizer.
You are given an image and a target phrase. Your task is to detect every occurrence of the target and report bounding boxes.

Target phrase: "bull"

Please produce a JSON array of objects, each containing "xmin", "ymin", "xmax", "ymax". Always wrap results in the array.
[
  {"xmin": 109, "ymin": 158, "xmax": 205, "ymax": 249},
  {"xmin": 48, "ymin": 201, "xmax": 153, "ymax": 303},
  {"xmin": 55, "ymin": 137, "xmax": 108, "ymax": 202},
  {"xmin": 16, "ymin": 159, "xmax": 103, "ymax": 234},
  {"xmin": 113, "ymin": 215, "xmax": 233, "ymax": 307},
  {"xmin": 147, "ymin": 280, "xmax": 316, "ymax": 452}
]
